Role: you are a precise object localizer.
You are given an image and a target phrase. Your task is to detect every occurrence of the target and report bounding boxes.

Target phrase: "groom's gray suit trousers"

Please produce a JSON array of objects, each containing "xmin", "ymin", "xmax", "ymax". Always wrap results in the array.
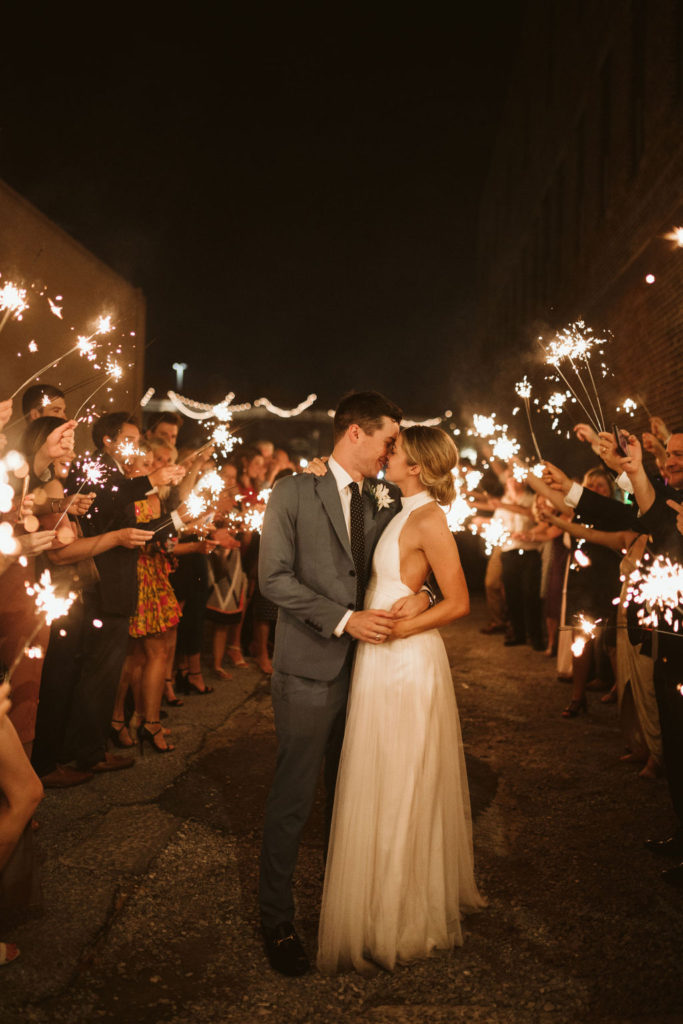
[{"xmin": 259, "ymin": 650, "xmax": 352, "ymax": 930}]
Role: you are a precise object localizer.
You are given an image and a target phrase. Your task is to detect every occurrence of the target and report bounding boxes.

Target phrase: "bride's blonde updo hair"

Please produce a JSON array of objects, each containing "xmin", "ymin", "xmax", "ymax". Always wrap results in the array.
[{"xmin": 401, "ymin": 426, "xmax": 458, "ymax": 506}]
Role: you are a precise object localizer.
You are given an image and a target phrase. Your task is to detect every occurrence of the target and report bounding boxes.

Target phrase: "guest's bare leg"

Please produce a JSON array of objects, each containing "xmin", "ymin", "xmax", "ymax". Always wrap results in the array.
[
  {"xmin": 212, "ymin": 624, "xmax": 232, "ymax": 679},
  {"xmin": 254, "ymin": 620, "xmax": 273, "ymax": 674},
  {"xmin": 0, "ymin": 717, "xmax": 43, "ymax": 872}
]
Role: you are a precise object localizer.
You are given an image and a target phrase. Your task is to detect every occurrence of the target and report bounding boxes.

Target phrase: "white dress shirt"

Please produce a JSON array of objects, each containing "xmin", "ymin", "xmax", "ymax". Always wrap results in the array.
[{"xmin": 328, "ymin": 455, "xmax": 364, "ymax": 636}]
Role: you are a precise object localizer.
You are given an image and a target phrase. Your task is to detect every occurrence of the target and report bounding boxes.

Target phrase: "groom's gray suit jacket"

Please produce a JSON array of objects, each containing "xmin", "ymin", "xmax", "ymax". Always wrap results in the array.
[{"xmin": 258, "ymin": 469, "xmax": 400, "ymax": 681}]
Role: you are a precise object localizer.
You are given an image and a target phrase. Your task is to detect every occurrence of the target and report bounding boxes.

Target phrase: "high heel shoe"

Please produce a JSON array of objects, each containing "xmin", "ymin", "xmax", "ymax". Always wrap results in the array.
[
  {"xmin": 138, "ymin": 720, "xmax": 175, "ymax": 755},
  {"xmin": 227, "ymin": 645, "xmax": 248, "ymax": 668},
  {"xmin": 109, "ymin": 719, "xmax": 134, "ymax": 748},
  {"xmin": 163, "ymin": 678, "xmax": 184, "ymax": 707},
  {"xmin": 185, "ymin": 671, "xmax": 214, "ymax": 695},
  {"xmin": 562, "ymin": 696, "xmax": 587, "ymax": 718}
]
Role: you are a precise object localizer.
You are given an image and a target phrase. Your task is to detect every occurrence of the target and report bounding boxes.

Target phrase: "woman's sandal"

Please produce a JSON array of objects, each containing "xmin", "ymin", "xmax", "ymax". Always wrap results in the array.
[
  {"xmin": 227, "ymin": 645, "xmax": 248, "ymax": 668},
  {"xmin": 138, "ymin": 721, "xmax": 175, "ymax": 755},
  {"xmin": 213, "ymin": 666, "xmax": 232, "ymax": 680},
  {"xmin": 562, "ymin": 696, "xmax": 587, "ymax": 718},
  {"xmin": 163, "ymin": 678, "xmax": 184, "ymax": 707},
  {"xmin": 0, "ymin": 941, "xmax": 20, "ymax": 966},
  {"xmin": 186, "ymin": 671, "xmax": 214, "ymax": 695},
  {"xmin": 109, "ymin": 719, "xmax": 134, "ymax": 748}
]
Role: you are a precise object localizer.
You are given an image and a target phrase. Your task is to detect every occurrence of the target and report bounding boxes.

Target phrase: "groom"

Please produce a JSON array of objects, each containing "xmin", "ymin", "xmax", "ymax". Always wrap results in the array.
[{"xmin": 258, "ymin": 391, "xmax": 431, "ymax": 975}]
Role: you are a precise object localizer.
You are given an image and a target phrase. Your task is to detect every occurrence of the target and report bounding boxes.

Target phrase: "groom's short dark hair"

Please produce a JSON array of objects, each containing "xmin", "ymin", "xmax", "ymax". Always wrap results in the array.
[{"xmin": 333, "ymin": 391, "xmax": 403, "ymax": 441}]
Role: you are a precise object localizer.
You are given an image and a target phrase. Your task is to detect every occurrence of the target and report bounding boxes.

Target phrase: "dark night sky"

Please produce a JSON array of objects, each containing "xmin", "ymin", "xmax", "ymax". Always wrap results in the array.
[{"xmin": 0, "ymin": 7, "xmax": 522, "ymax": 417}]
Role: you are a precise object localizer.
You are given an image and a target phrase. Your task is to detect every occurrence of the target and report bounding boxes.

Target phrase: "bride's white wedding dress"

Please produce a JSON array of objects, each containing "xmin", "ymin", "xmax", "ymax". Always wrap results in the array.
[{"xmin": 317, "ymin": 490, "xmax": 485, "ymax": 974}]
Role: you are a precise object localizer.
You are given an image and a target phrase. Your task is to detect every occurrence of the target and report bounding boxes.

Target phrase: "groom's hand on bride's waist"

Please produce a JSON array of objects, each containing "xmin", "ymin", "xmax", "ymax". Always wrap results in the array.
[{"xmin": 344, "ymin": 609, "xmax": 394, "ymax": 643}]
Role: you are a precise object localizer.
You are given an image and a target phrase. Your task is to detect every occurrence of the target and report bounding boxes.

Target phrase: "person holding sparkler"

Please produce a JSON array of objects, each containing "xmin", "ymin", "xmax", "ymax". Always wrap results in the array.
[
  {"xmin": 21, "ymin": 385, "xmax": 67, "ymax": 423},
  {"xmin": 520, "ymin": 463, "xmax": 623, "ymax": 717},
  {"xmin": 602, "ymin": 429, "xmax": 683, "ymax": 887},
  {"xmin": 59, "ymin": 413, "xmax": 184, "ymax": 775}
]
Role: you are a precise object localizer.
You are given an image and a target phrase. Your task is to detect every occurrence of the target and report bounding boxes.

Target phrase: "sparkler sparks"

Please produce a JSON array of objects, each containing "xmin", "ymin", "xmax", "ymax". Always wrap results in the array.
[
  {"xmin": 571, "ymin": 614, "xmax": 600, "ymax": 656},
  {"xmin": 538, "ymin": 320, "xmax": 609, "ymax": 433},
  {"xmin": 0, "ymin": 282, "xmax": 29, "ymax": 328},
  {"xmin": 623, "ymin": 556, "xmax": 683, "ymax": 630},
  {"xmin": 445, "ymin": 494, "xmax": 475, "ymax": 533},
  {"xmin": 48, "ymin": 298, "xmax": 63, "ymax": 318},
  {"xmin": 514, "ymin": 376, "xmax": 532, "ymax": 400},
  {"xmin": 95, "ymin": 314, "xmax": 114, "ymax": 334},
  {"xmin": 491, "ymin": 435, "xmax": 521, "ymax": 462},
  {"xmin": 464, "ymin": 469, "xmax": 483, "ymax": 492},
  {"xmin": 76, "ymin": 336, "xmax": 97, "ymax": 360},
  {"xmin": 26, "ymin": 570, "xmax": 77, "ymax": 625},
  {"xmin": 471, "ymin": 414, "xmax": 501, "ymax": 438},
  {"xmin": 0, "ymin": 522, "xmax": 19, "ymax": 555},
  {"xmin": 616, "ymin": 397, "xmax": 638, "ymax": 417},
  {"xmin": 212, "ymin": 423, "xmax": 240, "ymax": 457},
  {"xmin": 471, "ymin": 517, "xmax": 511, "ymax": 556},
  {"xmin": 185, "ymin": 492, "xmax": 208, "ymax": 520},
  {"xmin": 664, "ymin": 226, "xmax": 683, "ymax": 247},
  {"xmin": 197, "ymin": 470, "xmax": 225, "ymax": 499},
  {"xmin": 514, "ymin": 376, "xmax": 543, "ymax": 461}
]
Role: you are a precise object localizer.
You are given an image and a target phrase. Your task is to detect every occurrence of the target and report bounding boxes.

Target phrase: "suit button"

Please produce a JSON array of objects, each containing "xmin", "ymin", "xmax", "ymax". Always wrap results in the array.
[{"xmin": 349, "ymin": 569, "xmax": 356, "ymax": 577}]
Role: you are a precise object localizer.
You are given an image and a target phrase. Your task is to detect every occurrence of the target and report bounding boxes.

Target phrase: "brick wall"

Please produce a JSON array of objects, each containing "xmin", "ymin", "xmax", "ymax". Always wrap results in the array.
[
  {"xmin": 0, "ymin": 179, "xmax": 145, "ymax": 432},
  {"xmin": 476, "ymin": 0, "xmax": 683, "ymax": 436}
]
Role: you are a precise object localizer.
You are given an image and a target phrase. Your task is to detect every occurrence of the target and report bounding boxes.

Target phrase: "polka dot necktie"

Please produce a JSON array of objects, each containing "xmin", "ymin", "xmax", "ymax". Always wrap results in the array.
[{"xmin": 349, "ymin": 481, "xmax": 366, "ymax": 609}]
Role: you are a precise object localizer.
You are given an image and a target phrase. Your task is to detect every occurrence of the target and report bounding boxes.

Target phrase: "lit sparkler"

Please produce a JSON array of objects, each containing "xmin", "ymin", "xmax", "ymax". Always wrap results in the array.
[
  {"xmin": 5, "ymin": 571, "xmax": 77, "ymax": 681},
  {"xmin": 471, "ymin": 413, "xmax": 502, "ymax": 438},
  {"xmin": 185, "ymin": 492, "xmax": 208, "ymax": 520},
  {"xmin": 616, "ymin": 397, "xmax": 638, "ymax": 418},
  {"xmin": 197, "ymin": 470, "xmax": 225, "ymax": 499},
  {"xmin": 0, "ymin": 282, "xmax": 29, "ymax": 332},
  {"xmin": 538, "ymin": 320, "xmax": 608, "ymax": 433},
  {"xmin": 623, "ymin": 555, "xmax": 683, "ymax": 630},
  {"xmin": 0, "ymin": 521, "xmax": 19, "ymax": 555},
  {"xmin": 542, "ymin": 390, "xmax": 572, "ymax": 432},
  {"xmin": 9, "ymin": 331, "xmax": 102, "ymax": 401},
  {"xmin": 73, "ymin": 356, "xmax": 124, "ymax": 419},
  {"xmin": 664, "ymin": 226, "xmax": 683, "ymax": 248},
  {"xmin": 471, "ymin": 517, "xmax": 511, "ymax": 556},
  {"xmin": 514, "ymin": 376, "xmax": 543, "ymax": 461},
  {"xmin": 571, "ymin": 614, "xmax": 600, "ymax": 657},
  {"xmin": 445, "ymin": 494, "xmax": 475, "ymax": 533},
  {"xmin": 212, "ymin": 423, "xmax": 240, "ymax": 457},
  {"xmin": 491, "ymin": 434, "xmax": 521, "ymax": 462},
  {"xmin": 464, "ymin": 469, "xmax": 483, "ymax": 492}
]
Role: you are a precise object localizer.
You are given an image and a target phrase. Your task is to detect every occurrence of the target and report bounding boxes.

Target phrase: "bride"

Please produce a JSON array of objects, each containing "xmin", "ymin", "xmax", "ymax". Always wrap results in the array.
[{"xmin": 317, "ymin": 425, "xmax": 485, "ymax": 974}]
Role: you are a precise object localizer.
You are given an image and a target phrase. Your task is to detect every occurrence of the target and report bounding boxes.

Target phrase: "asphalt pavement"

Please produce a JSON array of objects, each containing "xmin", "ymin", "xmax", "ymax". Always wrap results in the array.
[{"xmin": 3, "ymin": 598, "xmax": 683, "ymax": 1024}]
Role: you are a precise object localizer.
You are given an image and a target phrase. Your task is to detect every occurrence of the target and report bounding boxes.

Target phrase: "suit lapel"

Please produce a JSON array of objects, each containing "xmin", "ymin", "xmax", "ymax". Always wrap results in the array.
[{"xmin": 316, "ymin": 471, "xmax": 352, "ymax": 560}]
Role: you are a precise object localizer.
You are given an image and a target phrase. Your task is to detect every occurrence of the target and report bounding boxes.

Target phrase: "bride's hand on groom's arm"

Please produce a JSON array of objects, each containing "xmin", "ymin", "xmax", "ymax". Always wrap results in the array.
[
  {"xmin": 389, "ymin": 592, "xmax": 430, "ymax": 620},
  {"xmin": 344, "ymin": 609, "xmax": 394, "ymax": 643},
  {"xmin": 302, "ymin": 457, "xmax": 328, "ymax": 477}
]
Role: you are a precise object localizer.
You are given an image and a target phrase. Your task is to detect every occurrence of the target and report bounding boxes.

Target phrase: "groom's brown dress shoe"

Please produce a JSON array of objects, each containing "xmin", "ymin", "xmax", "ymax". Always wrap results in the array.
[{"xmin": 263, "ymin": 922, "xmax": 310, "ymax": 976}]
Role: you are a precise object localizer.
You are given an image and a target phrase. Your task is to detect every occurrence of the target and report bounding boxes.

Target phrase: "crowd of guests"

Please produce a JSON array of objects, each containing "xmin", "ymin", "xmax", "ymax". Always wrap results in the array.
[
  {"xmin": 469, "ymin": 413, "xmax": 683, "ymax": 888},
  {"xmin": 0, "ymin": 385, "xmax": 294, "ymax": 963},
  {"xmin": 0, "ymin": 382, "xmax": 681, "ymax": 964}
]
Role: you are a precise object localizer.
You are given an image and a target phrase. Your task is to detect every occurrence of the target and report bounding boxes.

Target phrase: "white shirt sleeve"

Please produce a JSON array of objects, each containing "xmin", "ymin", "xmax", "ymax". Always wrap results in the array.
[
  {"xmin": 334, "ymin": 609, "xmax": 353, "ymax": 637},
  {"xmin": 564, "ymin": 482, "xmax": 584, "ymax": 508},
  {"xmin": 616, "ymin": 472, "xmax": 633, "ymax": 494}
]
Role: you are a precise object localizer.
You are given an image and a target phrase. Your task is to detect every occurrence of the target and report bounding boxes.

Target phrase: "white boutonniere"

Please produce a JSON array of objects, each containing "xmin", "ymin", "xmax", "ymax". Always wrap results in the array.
[{"xmin": 370, "ymin": 482, "xmax": 394, "ymax": 511}]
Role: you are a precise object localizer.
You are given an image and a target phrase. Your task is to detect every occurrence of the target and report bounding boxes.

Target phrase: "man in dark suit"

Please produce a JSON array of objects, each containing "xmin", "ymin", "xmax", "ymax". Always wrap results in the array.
[
  {"xmin": 258, "ymin": 392, "xmax": 432, "ymax": 975},
  {"xmin": 611, "ymin": 431, "xmax": 683, "ymax": 887},
  {"xmin": 62, "ymin": 412, "xmax": 183, "ymax": 773}
]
